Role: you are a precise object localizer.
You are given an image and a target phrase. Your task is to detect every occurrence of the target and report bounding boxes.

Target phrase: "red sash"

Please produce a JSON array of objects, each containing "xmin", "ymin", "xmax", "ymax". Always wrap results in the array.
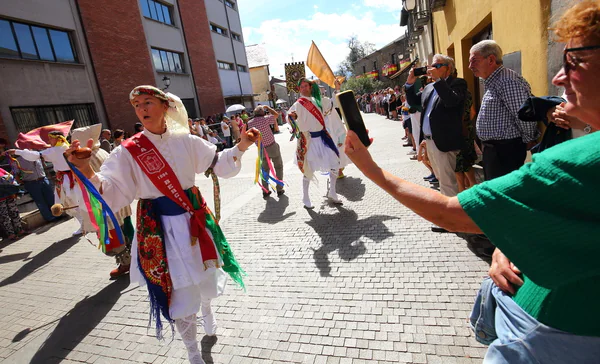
[
  {"xmin": 122, "ymin": 134, "xmax": 218, "ymax": 263},
  {"xmin": 298, "ymin": 98, "xmax": 326, "ymax": 128}
]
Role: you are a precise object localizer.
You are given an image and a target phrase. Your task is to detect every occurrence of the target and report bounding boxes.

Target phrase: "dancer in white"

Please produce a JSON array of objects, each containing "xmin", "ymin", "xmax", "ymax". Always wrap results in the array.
[
  {"xmin": 324, "ymin": 79, "xmax": 352, "ymax": 178},
  {"xmin": 289, "ymin": 78, "xmax": 342, "ymax": 209},
  {"xmin": 9, "ymin": 130, "xmax": 84, "ymax": 235},
  {"xmin": 66, "ymin": 86, "xmax": 259, "ymax": 364}
]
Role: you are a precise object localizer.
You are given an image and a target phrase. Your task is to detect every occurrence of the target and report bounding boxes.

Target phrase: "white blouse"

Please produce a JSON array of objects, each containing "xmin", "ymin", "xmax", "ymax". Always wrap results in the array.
[
  {"xmin": 16, "ymin": 145, "xmax": 70, "ymax": 172},
  {"xmin": 289, "ymin": 96, "xmax": 332, "ymax": 132},
  {"xmin": 92, "ymin": 128, "xmax": 244, "ymax": 213}
]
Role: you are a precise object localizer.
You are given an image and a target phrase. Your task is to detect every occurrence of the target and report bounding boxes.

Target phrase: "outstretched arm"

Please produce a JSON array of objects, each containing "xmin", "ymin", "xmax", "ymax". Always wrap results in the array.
[{"xmin": 344, "ymin": 131, "xmax": 481, "ymax": 233}]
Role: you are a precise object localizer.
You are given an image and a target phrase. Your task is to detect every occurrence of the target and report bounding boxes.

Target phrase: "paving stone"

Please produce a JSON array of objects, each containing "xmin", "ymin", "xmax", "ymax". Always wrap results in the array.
[{"xmin": 0, "ymin": 113, "xmax": 492, "ymax": 363}]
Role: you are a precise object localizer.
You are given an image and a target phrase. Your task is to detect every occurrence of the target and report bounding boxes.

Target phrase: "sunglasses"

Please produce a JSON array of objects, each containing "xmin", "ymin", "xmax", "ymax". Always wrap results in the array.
[
  {"xmin": 430, "ymin": 63, "xmax": 448, "ymax": 69},
  {"xmin": 563, "ymin": 45, "xmax": 600, "ymax": 73}
]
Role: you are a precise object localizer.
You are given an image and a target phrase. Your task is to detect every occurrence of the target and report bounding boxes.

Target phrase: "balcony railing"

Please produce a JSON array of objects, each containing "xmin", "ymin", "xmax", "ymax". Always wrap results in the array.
[{"xmin": 413, "ymin": 10, "xmax": 430, "ymax": 27}]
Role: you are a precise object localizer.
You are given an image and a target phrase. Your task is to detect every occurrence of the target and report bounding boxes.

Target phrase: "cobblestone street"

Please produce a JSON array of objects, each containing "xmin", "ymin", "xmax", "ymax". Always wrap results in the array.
[{"xmin": 0, "ymin": 112, "xmax": 490, "ymax": 364}]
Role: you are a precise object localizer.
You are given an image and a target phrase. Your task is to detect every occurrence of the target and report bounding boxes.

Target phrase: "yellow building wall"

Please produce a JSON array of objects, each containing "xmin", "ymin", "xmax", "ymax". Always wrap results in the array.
[
  {"xmin": 250, "ymin": 66, "xmax": 270, "ymax": 102},
  {"xmin": 431, "ymin": 0, "xmax": 551, "ymax": 97}
]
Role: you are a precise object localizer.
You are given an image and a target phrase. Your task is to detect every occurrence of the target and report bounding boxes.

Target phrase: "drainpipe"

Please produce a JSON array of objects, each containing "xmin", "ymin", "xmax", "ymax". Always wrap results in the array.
[{"xmin": 223, "ymin": 1, "xmax": 244, "ymax": 105}]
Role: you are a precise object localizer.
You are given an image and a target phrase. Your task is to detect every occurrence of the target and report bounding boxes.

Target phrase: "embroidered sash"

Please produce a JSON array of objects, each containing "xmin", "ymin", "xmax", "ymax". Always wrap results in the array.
[
  {"xmin": 122, "ymin": 134, "xmax": 220, "ymax": 336},
  {"xmin": 297, "ymin": 98, "xmax": 339, "ymax": 157},
  {"xmin": 55, "ymin": 170, "xmax": 75, "ymax": 198}
]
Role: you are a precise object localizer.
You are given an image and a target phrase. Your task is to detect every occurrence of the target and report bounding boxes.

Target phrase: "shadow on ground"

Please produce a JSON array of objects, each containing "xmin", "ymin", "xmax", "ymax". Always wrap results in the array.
[
  {"xmin": 455, "ymin": 233, "xmax": 494, "ymax": 265},
  {"xmin": 336, "ymin": 176, "xmax": 366, "ymax": 202},
  {"xmin": 26, "ymin": 277, "xmax": 130, "ymax": 364},
  {"xmin": 201, "ymin": 335, "xmax": 218, "ymax": 364},
  {"xmin": 306, "ymin": 206, "xmax": 396, "ymax": 277},
  {"xmin": 0, "ymin": 235, "xmax": 80, "ymax": 287},
  {"xmin": 0, "ymin": 251, "xmax": 32, "ymax": 265},
  {"xmin": 257, "ymin": 194, "xmax": 296, "ymax": 224}
]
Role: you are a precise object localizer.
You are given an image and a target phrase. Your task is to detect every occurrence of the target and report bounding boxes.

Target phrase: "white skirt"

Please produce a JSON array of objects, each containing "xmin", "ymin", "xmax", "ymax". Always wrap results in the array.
[
  {"xmin": 303, "ymin": 135, "xmax": 340, "ymax": 172},
  {"xmin": 130, "ymin": 212, "xmax": 228, "ymax": 319}
]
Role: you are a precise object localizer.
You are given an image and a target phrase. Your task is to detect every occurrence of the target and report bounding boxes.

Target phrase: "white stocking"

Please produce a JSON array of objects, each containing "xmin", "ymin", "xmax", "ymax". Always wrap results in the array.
[
  {"xmin": 302, "ymin": 176, "xmax": 312, "ymax": 208},
  {"xmin": 328, "ymin": 170, "xmax": 340, "ymax": 201},
  {"xmin": 201, "ymin": 298, "xmax": 217, "ymax": 336},
  {"xmin": 175, "ymin": 314, "xmax": 205, "ymax": 364}
]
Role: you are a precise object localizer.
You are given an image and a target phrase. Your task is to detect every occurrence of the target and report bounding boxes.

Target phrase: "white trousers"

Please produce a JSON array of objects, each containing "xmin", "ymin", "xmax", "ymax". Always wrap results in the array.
[{"xmin": 425, "ymin": 139, "xmax": 459, "ymax": 197}]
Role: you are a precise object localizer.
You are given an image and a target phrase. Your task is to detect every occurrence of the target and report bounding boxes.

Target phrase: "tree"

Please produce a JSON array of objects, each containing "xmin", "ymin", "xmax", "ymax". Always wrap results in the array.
[
  {"xmin": 337, "ymin": 35, "xmax": 377, "ymax": 78},
  {"xmin": 340, "ymin": 77, "xmax": 384, "ymax": 95}
]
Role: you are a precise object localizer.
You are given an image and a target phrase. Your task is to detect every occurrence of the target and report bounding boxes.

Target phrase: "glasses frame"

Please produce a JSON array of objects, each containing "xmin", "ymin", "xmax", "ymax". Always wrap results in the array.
[
  {"xmin": 563, "ymin": 45, "xmax": 600, "ymax": 73},
  {"xmin": 430, "ymin": 63, "xmax": 449, "ymax": 69}
]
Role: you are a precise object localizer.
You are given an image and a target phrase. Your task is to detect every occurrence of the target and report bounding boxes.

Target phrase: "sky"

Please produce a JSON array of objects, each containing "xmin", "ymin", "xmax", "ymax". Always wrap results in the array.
[{"xmin": 238, "ymin": 0, "xmax": 407, "ymax": 79}]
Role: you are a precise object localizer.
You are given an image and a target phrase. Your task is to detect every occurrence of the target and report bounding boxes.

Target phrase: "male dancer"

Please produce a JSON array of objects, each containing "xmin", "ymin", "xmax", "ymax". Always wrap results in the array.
[
  {"xmin": 9, "ymin": 130, "xmax": 84, "ymax": 235},
  {"xmin": 288, "ymin": 78, "xmax": 342, "ymax": 209},
  {"xmin": 71, "ymin": 124, "xmax": 135, "ymax": 278}
]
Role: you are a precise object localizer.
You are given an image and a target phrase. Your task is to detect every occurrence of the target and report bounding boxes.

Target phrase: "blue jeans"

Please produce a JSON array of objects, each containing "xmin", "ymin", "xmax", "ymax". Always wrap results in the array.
[
  {"xmin": 472, "ymin": 279, "xmax": 600, "ymax": 363},
  {"xmin": 24, "ymin": 178, "xmax": 56, "ymax": 222}
]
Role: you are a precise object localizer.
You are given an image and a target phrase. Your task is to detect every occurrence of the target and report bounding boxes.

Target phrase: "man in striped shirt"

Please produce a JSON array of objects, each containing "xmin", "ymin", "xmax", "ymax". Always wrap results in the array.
[
  {"xmin": 469, "ymin": 40, "xmax": 540, "ymax": 180},
  {"xmin": 248, "ymin": 105, "xmax": 284, "ymax": 198}
]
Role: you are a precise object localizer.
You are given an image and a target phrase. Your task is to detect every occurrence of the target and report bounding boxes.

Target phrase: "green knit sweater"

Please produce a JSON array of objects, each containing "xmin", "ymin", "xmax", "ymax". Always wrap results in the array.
[{"xmin": 458, "ymin": 132, "xmax": 600, "ymax": 337}]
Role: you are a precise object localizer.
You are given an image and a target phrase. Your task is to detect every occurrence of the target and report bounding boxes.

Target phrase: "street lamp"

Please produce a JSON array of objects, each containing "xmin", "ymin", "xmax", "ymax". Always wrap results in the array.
[{"xmin": 162, "ymin": 76, "xmax": 171, "ymax": 90}]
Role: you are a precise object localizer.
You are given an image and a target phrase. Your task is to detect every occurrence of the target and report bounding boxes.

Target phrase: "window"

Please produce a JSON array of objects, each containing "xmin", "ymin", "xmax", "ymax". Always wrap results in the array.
[
  {"xmin": 373, "ymin": 60, "xmax": 377, "ymax": 70},
  {"xmin": 225, "ymin": 0, "xmax": 236, "ymax": 10},
  {"xmin": 231, "ymin": 32, "xmax": 241, "ymax": 42},
  {"xmin": 237, "ymin": 64, "xmax": 247, "ymax": 72},
  {"xmin": 218, "ymin": 61, "xmax": 234, "ymax": 70},
  {"xmin": 140, "ymin": 0, "xmax": 173, "ymax": 25},
  {"xmin": 362, "ymin": 65, "xmax": 366, "ymax": 74},
  {"xmin": 0, "ymin": 19, "xmax": 77, "ymax": 63},
  {"xmin": 151, "ymin": 48, "xmax": 184, "ymax": 73},
  {"xmin": 210, "ymin": 23, "xmax": 228, "ymax": 36},
  {"xmin": 11, "ymin": 104, "xmax": 97, "ymax": 134},
  {"xmin": 391, "ymin": 53, "xmax": 396, "ymax": 64},
  {"xmin": 181, "ymin": 98, "xmax": 197, "ymax": 119}
]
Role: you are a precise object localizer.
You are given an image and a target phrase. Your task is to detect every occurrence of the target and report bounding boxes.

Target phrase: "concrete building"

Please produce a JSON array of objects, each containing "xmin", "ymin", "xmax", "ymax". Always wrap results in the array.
[
  {"xmin": 205, "ymin": 0, "xmax": 253, "ymax": 109},
  {"xmin": 0, "ymin": 0, "xmax": 252, "ymax": 142},
  {"xmin": 246, "ymin": 44, "xmax": 270, "ymax": 105}
]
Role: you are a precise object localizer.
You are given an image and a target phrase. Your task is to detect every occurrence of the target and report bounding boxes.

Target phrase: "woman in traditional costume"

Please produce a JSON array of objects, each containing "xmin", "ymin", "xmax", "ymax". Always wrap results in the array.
[{"xmin": 66, "ymin": 86, "xmax": 259, "ymax": 364}]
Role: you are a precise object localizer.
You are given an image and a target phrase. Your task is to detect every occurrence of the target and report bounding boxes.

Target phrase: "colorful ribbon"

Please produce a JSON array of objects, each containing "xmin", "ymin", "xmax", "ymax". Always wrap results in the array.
[{"xmin": 254, "ymin": 133, "xmax": 285, "ymax": 193}]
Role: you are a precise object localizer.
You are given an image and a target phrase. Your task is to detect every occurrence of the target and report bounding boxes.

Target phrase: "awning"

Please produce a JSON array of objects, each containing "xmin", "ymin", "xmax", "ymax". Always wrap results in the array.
[{"xmin": 389, "ymin": 59, "xmax": 418, "ymax": 79}]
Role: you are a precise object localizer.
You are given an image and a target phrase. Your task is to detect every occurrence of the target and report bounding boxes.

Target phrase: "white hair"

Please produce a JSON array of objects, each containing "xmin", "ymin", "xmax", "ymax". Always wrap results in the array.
[
  {"xmin": 433, "ymin": 54, "xmax": 455, "ymax": 73},
  {"xmin": 470, "ymin": 40, "xmax": 504, "ymax": 65}
]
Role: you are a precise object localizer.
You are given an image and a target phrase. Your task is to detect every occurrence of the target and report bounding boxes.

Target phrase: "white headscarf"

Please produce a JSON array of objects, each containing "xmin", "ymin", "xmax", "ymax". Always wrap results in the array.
[{"xmin": 129, "ymin": 85, "xmax": 189, "ymax": 136}]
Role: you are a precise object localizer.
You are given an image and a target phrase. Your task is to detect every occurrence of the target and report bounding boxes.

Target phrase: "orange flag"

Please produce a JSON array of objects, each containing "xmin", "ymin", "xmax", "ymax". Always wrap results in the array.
[{"xmin": 306, "ymin": 41, "xmax": 343, "ymax": 88}]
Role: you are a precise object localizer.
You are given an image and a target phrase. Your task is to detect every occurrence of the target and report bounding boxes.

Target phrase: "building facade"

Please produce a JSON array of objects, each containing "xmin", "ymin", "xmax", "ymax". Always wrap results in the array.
[
  {"xmin": 404, "ymin": 0, "xmax": 556, "ymax": 109},
  {"xmin": 246, "ymin": 44, "xmax": 270, "ymax": 105},
  {"xmin": 0, "ymin": 0, "xmax": 252, "ymax": 142},
  {"xmin": 205, "ymin": 0, "xmax": 253, "ymax": 109},
  {"xmin": 352, "ymin": 36, "xmax": 410, "ymax": 86}
]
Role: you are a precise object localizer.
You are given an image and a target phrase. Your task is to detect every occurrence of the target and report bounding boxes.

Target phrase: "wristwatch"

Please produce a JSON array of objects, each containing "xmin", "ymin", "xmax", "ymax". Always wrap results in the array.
[{"xmin": 584, "ymin": 124, "xmax": 592, "ymax": 134}]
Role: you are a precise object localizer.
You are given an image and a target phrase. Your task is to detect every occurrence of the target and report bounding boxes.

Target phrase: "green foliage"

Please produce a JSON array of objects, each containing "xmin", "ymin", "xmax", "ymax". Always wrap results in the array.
[
  {"xmin": 337, "ymin": 35, "xmax": 376, "ymax": 77},
  {"xmin": 341, "ymin": 77, "xmax": 385, "ymax": 95}
]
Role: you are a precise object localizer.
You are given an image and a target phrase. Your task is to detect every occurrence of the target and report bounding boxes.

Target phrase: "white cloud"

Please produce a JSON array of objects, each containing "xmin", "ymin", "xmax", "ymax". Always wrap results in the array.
[
  {"xmin": 362, "ymin": 0, "xmax": 404, "ymax": 12},
  {"xmin": 245, "ymin": 11, "xmax": 403, "ymax": 78}
]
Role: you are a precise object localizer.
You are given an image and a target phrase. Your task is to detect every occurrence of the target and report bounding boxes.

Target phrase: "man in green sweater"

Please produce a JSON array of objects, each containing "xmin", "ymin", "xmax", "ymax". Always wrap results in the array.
[{"xmin": 343, "ymin": 2, "xmax": 600, "ymax": 363}]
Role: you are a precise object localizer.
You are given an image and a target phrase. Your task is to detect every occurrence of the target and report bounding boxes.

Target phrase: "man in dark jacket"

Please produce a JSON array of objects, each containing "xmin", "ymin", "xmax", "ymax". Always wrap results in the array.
[{"xmin": 405, "ymin": 54, "xmax": 467, "ymax": 199}]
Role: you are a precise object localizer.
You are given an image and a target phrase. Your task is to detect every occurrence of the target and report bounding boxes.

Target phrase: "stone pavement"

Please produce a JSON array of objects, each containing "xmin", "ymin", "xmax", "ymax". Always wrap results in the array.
[{"xmin": 0, "ymin": 112, "xmax": 491, "ymax": 364}]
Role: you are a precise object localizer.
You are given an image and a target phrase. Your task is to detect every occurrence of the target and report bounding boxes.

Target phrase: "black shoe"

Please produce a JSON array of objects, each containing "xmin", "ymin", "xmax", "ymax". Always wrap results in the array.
[
  {"xmin": 402, "ymin": 143, "xmax": 412, "ymax": 147},
  {"xmin": 431, "ymin": 225, "xmax": 449, "ymax": 233},
  {"xmin": 277, "ymin": 189, "xmax": 285, "ymax": 196},
  {"xmin": 429, "ymin": 177, "xmax": 439, "ymax": 183},
  {"xmin": 263, "ymin": 191, "xmax": 271, "ymax": 198},
  {"xmin": 423, "ymin": 174, "xmax": 435, "ymax": 180}
]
